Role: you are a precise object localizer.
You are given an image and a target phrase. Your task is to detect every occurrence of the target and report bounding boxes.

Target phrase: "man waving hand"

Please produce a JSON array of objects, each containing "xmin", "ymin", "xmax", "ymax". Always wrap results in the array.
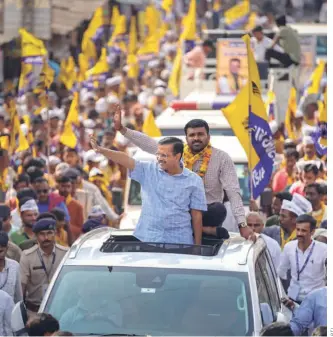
[
  {"xmin": 90, "ymin": 135, "xmax": 206, "ymax": 245},
  {"xmin": 113, "ymin": 105, "xmax": 255, "ymax": 241}
]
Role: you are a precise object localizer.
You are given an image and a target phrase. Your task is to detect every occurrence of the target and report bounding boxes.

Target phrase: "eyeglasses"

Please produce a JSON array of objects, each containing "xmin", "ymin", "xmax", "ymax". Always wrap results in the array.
[
  {"xmin": 36, "ymin": 189, "xmax": 49, "ymax": 194},
  {"xmin": 155, "ymin": 153, "xmax": 169, "ymax": 159}
]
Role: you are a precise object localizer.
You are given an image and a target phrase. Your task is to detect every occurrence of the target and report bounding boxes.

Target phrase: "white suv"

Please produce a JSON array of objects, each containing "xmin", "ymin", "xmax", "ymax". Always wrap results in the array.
[{"xmin": 13, "ymin": 228, "xmax": 292, "ymax": 336}]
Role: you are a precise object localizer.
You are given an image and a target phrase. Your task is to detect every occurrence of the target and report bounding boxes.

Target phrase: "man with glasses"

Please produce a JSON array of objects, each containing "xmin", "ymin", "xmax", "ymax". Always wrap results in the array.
[
  {"xmin": 246, "ymin": 212, "xmax": 281, "ymax": 270},
  {"xmin": 20, "ymin": 218, "xmax": 68, "ymax": 316},
  {"xmin": 90, "ymin": 135, "xmax": 207, "ymax": 245},
  {"xmin": 33, "ymin": 177, "xmax": 70, "ymax": 223}
]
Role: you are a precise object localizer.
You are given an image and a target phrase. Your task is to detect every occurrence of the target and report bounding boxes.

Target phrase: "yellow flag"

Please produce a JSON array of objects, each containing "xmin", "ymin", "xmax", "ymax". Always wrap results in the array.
[
  {"xmin": 138, "ymin": 5, "xmax": 160, "ymax": 55},
  {"xmin": 86, "ymin": 48, "xmax": 109, "ymax": 82},
  {"xmin": 142, "ymin": 110, "xmax": 162, "ymax": 137},
  {"xmin": 180, "ymin": 0, "xmax": 196, "ymax": 41},
  {"xmin": 245, "ymin": 12, "xmax": 258, "ymax": 31},
  {"xmin": 307, "ymin": 60, "xmax": 326, "ymax": 95},
  {"xmin": 285, "ymin": 87, "xmax": 297, "ymax": 140},
  {"xmin": 168, "ymin": 48, "xmax": 182, "ymax": 97},
  {"xmin": 224, "ymin": 0, "xmax": 250, "ymax": 29},
  {"xmin": 59, "ymin": 56, "xmax": 77, "ymax": 91},
  {"xmin": 81, "ymin": 7, "xmax": 105, "ymax": 67},
  {"xmin": 35, "ymin": 59, "xmax": 55, "ymax": 94},
  {"xmin": 19, "ymin": 28, "xmax": 47, "ymax": 60},
  {"xmin": 8, "ymin": 101, "xmax": 29, "ymax": 153},
  {"xmin": 222, "ymin": 34, "xmax": 275, "ymax": 199},
  {"xmin": 108, "ymin": 15, "xmax": 126, "ymax": 46},
  {"xmin": 78, "ymin": 53, "xmax": 89, "ymax": 83},
  {"xmin": 127, "ymin": 17, "xmax": 139, "ymax": 79},
  {"xmin": 18, "ymin": 62, "xmax": 33, "ymax": 96},
  {"xmin": 60, "ymin": 93, "xmax": 79, "ymax": 148},
  {"xmin": 265, "ymin": 90, "xmax": 276, "ymax": 121},
  {"xmin": 162, "ymin": 0, "xmax": 173, "ymax": 12}
]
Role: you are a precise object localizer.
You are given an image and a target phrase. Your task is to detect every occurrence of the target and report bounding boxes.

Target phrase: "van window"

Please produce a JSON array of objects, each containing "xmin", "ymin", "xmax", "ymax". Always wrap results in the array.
[{"xmin": 128, "ymin": 163, "xmax": 250, "ymax": 206}]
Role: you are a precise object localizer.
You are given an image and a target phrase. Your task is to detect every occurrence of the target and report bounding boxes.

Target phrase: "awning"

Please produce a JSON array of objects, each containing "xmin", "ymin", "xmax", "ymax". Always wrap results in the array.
[{"xmin": 51, "ymin": 0, "xmax": 105, "ymax": 35}]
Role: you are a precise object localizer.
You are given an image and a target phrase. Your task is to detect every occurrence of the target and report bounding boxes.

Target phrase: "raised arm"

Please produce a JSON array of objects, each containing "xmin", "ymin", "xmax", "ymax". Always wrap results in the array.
[
  {"xmin": 113, "ymin": 104, "xmax": 158, "ymax": 154},
  {"xmin": 91, "ymin": 136, "xmax": 135, "ymax": 170}
]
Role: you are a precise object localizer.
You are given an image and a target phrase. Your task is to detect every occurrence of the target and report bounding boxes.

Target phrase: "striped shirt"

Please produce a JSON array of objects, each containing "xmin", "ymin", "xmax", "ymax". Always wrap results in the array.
[{"xmin": 123, "ymin": 128, "xmax": 246, "ymax": 224}]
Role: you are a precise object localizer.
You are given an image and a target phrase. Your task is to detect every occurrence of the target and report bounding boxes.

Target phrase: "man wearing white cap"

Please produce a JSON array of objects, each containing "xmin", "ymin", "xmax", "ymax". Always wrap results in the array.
[
  {"xmin": 263, "ymin": 199, "xmax": 303, "ymax": 249},
  {"xmin": 84, "ymin": 149, "xmax": 105, "ymax": 173},
  {"xmin": 292, "ymin": 193, "xmax": 312, "ymax": 214},
  {"xmin": 95, "ymin": 97, "xmax": 108, "ymax": 116},
  {"xmin": 278, "ymin": 214, "xmax": 327, "ymax": 304},
  {"xmin": 10, "ymin": 198, "xmax": 39, "ymax": 248},
  {"xmin": 147, "ymin": 87, "xmax": 168, "ymax": 117},
  {"xmin": 106, "ymin": 76, "xmax": 122, "ymax": 98}
]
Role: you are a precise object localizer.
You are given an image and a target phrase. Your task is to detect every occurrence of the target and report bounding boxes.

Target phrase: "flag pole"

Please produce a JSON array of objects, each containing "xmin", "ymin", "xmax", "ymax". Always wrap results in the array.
[{"xmin": 246, "ymin": 35, "xmax": 253, "ymax": 200}]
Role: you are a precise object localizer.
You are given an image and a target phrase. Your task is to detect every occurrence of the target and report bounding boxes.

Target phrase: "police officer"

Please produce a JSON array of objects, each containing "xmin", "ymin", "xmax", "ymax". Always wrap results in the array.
[{"xmin": 19, "ymin": 218, "xmax": 68, "ymax": 316}]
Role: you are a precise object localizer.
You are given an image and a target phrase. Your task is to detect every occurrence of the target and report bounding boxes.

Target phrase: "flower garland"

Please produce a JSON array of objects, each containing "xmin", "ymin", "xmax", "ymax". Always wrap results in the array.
[{"xmin": 183, "ymin": 143, "xmax": 212, "ymax": 178}]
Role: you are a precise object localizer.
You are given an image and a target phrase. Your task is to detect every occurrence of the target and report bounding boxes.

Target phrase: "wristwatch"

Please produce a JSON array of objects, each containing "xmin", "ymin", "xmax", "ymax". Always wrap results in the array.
[{"xmin": 238, "ymin": 222, "xmax": 248, "ymax": 229}]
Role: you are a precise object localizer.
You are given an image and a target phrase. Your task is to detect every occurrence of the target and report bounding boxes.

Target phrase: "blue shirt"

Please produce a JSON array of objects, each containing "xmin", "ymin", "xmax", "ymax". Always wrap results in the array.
[
  {"xmin": 130, "ymin": 160, "xmax": 207, "ymax": 244},
  {"xmin": 290, "ymin": 287, "xmax": 327, "ymax": 336},
  {"xmin": 37, "ymin": 201, "xmax": 70, "ymax": 222}
]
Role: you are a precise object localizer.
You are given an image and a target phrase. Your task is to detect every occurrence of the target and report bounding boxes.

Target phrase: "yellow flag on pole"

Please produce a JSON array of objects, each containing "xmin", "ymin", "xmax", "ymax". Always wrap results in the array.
[{"xmin": 142, "ymin": 110, "xmax": 162, "ymax": 137}]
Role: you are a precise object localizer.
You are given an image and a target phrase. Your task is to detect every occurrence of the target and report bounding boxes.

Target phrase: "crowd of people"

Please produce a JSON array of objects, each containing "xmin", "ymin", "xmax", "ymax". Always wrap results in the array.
[{"xmin": 0, "ymin": 0, "xmax": 328, "ymax": 336}]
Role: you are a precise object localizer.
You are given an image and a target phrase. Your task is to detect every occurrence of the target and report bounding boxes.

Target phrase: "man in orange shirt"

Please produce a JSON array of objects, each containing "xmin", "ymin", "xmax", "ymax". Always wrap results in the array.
[{"xmin": 56, "ymin": 175, "xmax": 84, "ymax": 240}]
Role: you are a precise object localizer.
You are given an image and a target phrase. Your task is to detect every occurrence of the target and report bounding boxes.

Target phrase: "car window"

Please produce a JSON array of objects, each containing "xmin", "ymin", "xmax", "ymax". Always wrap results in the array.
[
  {"xmin": 255, "ymin": 257, "xmax": 272, "ymax": 323},
  {"xmin": 44, "ymin": 266, "xmax": 254, "ymax": 336},
  {"xmin": 257, "ymin": 252, "xmax": 280, "ymax": 319},
  {"xmin": 264, "ymin": 250, "xmax": 281, "ymax": 306}
]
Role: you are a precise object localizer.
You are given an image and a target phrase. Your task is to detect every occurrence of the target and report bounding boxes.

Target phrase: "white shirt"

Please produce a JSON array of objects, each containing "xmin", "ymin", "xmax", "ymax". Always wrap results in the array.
[
  {"xmin": 0, "ymin": 258, "xmax": 23, "ymax": 303},
  {"xmin": 222, "ymin": 202, "xmax": 239, "ymax": 233},
  {"xmin": 0, "ymin": 289, "xmax": 14, "ymax": 336},
  {"xmin": 261, "ymin": 233, "xmax": 281, "ymax": 271},
  {"xmin": 278, "ymin": 240, "xmax": 327, "ymax": 301},
  {"xmin": 251, "ymin": 36, "xmax": 284, "ymax": 63}
]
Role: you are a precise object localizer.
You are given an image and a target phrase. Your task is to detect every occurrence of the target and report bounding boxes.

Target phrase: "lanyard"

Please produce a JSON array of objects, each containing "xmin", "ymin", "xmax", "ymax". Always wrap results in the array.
[
  {"xmin": 37, "ymin": 249, "xmax": 56, "ymax": 282},
  {"xmin": 296, "ymin": 242, "xmax": 315, "ymax": 281}
]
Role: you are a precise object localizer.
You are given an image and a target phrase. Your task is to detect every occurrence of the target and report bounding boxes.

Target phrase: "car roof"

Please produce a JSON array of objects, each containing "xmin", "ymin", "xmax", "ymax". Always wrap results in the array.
[
  {"xmin": 133, "ymin": 135, "xmax": 247, "ymax": 163},
  {"xmin": 156, "ymin": 108, "xmax": 230, "ymax": 129},
  {"xmin": 65, "ymin": 228, "xmax": 266, "ymax": 272}
]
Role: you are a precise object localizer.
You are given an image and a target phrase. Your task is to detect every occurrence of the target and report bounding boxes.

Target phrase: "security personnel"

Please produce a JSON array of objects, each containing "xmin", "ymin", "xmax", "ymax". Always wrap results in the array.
[{"xmin": 19, "ymin": 218, "xmax": 68, "ymax": 316}]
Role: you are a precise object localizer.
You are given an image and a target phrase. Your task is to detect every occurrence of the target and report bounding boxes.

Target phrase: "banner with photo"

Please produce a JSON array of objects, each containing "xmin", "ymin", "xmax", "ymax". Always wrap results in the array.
[{"xmin": 216, "ymin": 39, "xmax": 248, "ymax": 95}]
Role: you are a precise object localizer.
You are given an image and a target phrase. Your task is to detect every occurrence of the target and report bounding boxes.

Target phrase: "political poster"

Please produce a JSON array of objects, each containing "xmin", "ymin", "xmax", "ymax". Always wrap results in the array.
[{"xmin": 216, "ymin": 39, "xmax": 248, "ymax": 95}]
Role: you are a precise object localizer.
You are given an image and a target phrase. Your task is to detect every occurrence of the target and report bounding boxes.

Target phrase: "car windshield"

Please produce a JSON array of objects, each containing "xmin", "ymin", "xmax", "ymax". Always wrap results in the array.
[
  {"xmin": 44, "ymin": 266, "xmax": 253, "ymax": 336},
  {"xmin": 129, "ymin": 163, "xmax": 250, "ymax": 206},
  {"xmin": 161, "ymin": 128, "xmax": 234, "ymax": 137}
]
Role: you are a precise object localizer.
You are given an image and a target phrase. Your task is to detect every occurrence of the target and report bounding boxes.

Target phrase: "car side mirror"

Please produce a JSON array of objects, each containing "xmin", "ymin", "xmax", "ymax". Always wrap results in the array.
[
  {"xmin": 260, "ymin": 302, "xmax": 274, "ymax": 326},
  {"xmin": 11, "ymin": 301, "xmax": 29, "ymax": 336}
]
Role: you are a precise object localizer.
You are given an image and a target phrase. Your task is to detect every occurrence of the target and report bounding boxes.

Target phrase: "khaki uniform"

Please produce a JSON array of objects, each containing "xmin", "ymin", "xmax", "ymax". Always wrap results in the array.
[
  {"xmin": 20, "ymin": 243, "xmax": 68, "ymax": 312},
  {"xmin": 6, "ymin": 241, "xmax": 22, "ymax": 263}
]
